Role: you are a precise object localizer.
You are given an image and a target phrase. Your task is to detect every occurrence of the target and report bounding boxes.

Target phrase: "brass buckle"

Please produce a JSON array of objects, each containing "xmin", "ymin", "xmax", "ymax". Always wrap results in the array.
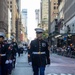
[{"xmin": 38, "ymin": 51, "xmax": 41, "ymax": 54}]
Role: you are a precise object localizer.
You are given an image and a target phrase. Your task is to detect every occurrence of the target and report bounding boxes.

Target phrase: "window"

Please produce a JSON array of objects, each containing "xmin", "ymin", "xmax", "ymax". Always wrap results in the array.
[
  {"xmin": 57, "ymin": 6, "xmax": 58, "ymax": 9},
  {"xmin": 54, "ymin": 6, "xmax": 56, "ymax": 9},
  {"xmin": 10, "ymin": 9, "xmax": 12, "ymax": 12},
  {"xmin": 10, "ymin": 5, "xmax": 12, "ymax": 8},
  {"xmin": 7, "ymin": 5, "xmax": 9, "ymax": 8},
  {"xmin": 10, "ymin": 1, "xmax": 12, "ymax": 4},
  {"xmin": 54, "ymin": 2, "xmax": 56, "ymax": 5},
  {"xmin": 7, "ymin": 1, "xmax": 9, "ymax": 4},
  {"xmin": 57, "ymin": 3, "xmax": 58, "ymax": 5}
]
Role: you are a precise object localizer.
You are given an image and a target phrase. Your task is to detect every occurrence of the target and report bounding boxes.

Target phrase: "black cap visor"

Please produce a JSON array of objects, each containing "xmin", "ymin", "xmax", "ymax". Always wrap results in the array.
[
  {"xmin": 0, "ymin": 36, "xmax": 4, "ymax": 38},
  {"xmin": 36, "ymin": 32, "xmax": 42, "ymax": 34}
]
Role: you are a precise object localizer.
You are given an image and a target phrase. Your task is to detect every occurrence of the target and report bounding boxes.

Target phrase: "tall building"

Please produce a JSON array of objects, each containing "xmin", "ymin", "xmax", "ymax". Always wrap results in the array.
[
  {"xmin": 0, "ymin": 0, "xmax": 8, "ymax": 33},
  {"xmin": 16, "ymin": 0, "xmax": 21, "ymax": 14},
  {"xmin": 41, "ymin": 0, "xmax": 49, "ymax": 30},
  {"xmin": 48, "ymin": 0, "xmax": 59, "ymax": 46},
  {"xmin": 63, "ymin": 0, "xmax": 75, "ymax": 45},
  {"xmin": 16, "ymin": 0, "xmax": 22, "ymax": 43},
  {"xmin": 22, "ymin": 9, "xmax": 27, "ymax": 33},
  {"xmin": 35, "ymin": 9, "xmax": 40, "ymax": 26},
  {"xmin": 50, "ymin": 0, "xmax": 58, "ymax": 22},
  {"xmin": 8, "ymin": 0, "xmax": 19, "ymax": 37},
  {"xmin": 21, "ymin": 9, "xmax": 28, "ymax": 42},
  {"xmin": 8, "ymin": 9, "xmax": 12, "ymax": 40},
  {"xmin": 8, "ymin": 0, "xmax": 22, "ymax": 43},
  {"xmin": 49, "ymin": 0, "xmax": 59, "ymax": 35},
  {"xmin": 49, "ymin": 0, "xmax": 75, "ymax": 46},
  {"xmin": 57, "ymin": 0, "xmax": 64, "ymax": 34}
]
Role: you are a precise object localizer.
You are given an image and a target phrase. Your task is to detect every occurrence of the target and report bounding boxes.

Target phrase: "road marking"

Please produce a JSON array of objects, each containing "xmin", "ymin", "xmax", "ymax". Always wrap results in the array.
[
  {"xmin": 47, "ymin": 74, "xmax": 75, "ymax": 75},
  {"xmin": 61, "ymin": 74, "xmax": 67, "ymax": 75},
  {"xmin": 50, "ymin": 63, "xmax": 75, "ymax": 67}
]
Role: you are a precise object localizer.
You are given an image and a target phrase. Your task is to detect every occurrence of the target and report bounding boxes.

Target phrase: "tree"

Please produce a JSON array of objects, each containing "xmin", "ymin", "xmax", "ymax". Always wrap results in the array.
[{"xmin": 42, "ymin": 30, "xmax": 48, "ymax": 39}]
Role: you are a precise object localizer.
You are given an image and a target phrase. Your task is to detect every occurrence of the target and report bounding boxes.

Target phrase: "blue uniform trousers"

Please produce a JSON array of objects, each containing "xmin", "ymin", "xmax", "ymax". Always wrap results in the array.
[
  {"xmin": 6, "ymin": 63, "xmax": 12, "ymax": 74},
  {"xmin": 0, "ymin": 66, "xmax": 1, "ymax": 75},
  {"xmin": 33, "ymin": 66, "xmax": 45, "ymax": 75},
  {"xmin": 1, "ymin": 65, "xmax": 7, "ymax": 75}
]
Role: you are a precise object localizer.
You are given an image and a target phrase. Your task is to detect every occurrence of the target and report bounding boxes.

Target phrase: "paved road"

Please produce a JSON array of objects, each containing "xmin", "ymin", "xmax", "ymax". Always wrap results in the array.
[
  {"xmin": 11, "ymin": 53, "xmax": 75, "ymax": 75},
  {"xmin": 45, "ymin": 54, "xmax": 75, "ymax": 75}
]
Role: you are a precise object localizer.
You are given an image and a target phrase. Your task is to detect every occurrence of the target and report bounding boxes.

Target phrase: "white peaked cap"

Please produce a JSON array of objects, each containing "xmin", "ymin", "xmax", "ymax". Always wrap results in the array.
[
  {"xmin": 0, "ymin": 32, "xmax": 5, "ymax": 37},
  {"xmin": 35, "ymin": 28, "xmax": 44, "ymax": 33}
]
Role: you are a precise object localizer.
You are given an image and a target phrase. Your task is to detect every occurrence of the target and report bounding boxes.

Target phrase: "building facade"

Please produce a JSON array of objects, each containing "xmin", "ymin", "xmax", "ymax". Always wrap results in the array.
[
  {"xmin": 0, "ymin": 0, "xmax": 8, "ymax": 33},
  {"xmin": 8, "ymin": 9, "xmax": 12, "ymax": 40},
  {"xmin": 8, "ymin": 0, "xmax": 19, "ymax": 37},
  {"xmin": 22, "ymin": 9, "xmax": 27, "ymax": 29},
  {"xmin": 21, "ymin": 9, "xmax": 28, "ymax": 42},
  {"xmin": 63, "ymin": 0, "xmax": 75, "ymax": 45},
  {"xmin": 35, "ymin": 9, "xmax": 40, "ymax": 27},
  {"xmin": 41, "ymin": 0, "xmax": 49, "ymax": 30},
  {"xmin": 50, "ymin": 0, "xmax": 58, "ymax": 23},
  {"xmin": 8, "ymin": 0, "xmax": 22, "ymax": 43},
  {"xmin": 48, "ymin": 0, "xmax": 59, "ymax": 46},
  {"xmin": 49, "ymin": 0, "xmax": 75, "ymax": 46}
]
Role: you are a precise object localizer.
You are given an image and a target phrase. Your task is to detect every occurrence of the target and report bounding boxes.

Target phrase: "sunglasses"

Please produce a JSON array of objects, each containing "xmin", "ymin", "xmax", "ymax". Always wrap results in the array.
[
  {"xmin": 36, "ymin": 32, "xmax": 42, "ymax": 34},
  {"xmin": 0, "ymin": 36, "xmax": 4, "ymax": 38}
]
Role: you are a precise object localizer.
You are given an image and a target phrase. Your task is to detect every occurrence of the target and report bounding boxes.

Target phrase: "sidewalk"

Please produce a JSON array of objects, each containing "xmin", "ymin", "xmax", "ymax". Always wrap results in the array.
[{"xmin": 11, "ymin": 53, "xmax": 33, "ymax": 75}]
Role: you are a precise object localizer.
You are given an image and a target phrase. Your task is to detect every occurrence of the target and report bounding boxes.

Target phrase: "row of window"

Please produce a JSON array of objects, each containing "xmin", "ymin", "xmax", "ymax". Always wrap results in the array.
[
  {"xmin": 54, "ymin": 2, "xmax": 58, "ymax": 5},
  {"xmin": 8, "ymin": 1, "xmax": 12, "ymax": 4},
  {"xmin": 8, "ymin": 1, "xmax": 12, "ymax": 10},
  {"xmin": 54, "ymin": 6, "xmax": 58, "ymax": 9}
]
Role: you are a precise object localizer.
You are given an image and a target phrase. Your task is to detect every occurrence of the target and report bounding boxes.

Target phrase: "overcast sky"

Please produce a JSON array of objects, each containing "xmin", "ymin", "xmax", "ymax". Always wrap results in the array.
[{"xmin": 21, "ymin": 0, "xmax": 41, "ymax": 41}]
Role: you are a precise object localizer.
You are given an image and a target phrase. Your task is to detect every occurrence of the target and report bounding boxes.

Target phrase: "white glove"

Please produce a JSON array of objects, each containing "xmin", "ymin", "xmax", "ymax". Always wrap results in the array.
[
  {"xmin": 29, "ymin": 62, "xmax": 32, "ymax": 66},
  {"xmin": 9, "ymin": 60, "xmax": 12, "ymax": 63},
  {"xmin": 5, "ymin": 60, "xmax": 9, "ymax": 64},
  {"xmin": 13, "ymin": 59, "xmax": 15, "ymax": 61}
]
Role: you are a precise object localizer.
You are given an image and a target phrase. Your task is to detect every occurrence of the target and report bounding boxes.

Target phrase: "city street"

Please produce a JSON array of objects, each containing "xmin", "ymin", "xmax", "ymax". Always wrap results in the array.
[
  {"xmin": 1, "ymin": 0, "xmax": 75, "ymax": 75},
  {"xmin": 11, "ymin": 53, "xmax": 75, "ymax": 75}
]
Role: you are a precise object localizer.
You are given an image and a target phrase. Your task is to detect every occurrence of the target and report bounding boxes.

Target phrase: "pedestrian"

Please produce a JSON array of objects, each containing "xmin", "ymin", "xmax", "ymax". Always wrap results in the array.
[
  {"xmin": 24, "ymin": 44, "xmax": 28, "ymax": 54},
  {"xmin": 18, "ymin": 46, "xmax": 21, "ymax": 57},
  {"xmin": 11, "ymin": 38, "xmax": 18, "ymax": 68},
  {"xmin": 28, "ymin": 28, "xmax": 50, "ymax": 75},
  {"xmin": 6, "ymin": 43, "xmax": 13, "ymax": 75},
  {"xmin": 0, "ymin": 32, "xmax": 9, "ymax": 75}
]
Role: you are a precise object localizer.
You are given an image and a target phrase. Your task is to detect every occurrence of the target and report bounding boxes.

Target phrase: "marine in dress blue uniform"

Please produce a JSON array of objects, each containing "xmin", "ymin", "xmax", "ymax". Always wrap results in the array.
[
  {"xmin": 0, "ymin": 32, "xmax": 9, "ymax": 75},
  {"xmin": 6, "ymin": 43, "xmax": 13, "ymax": 74},
  {"xmin": 28, "ymin": 28, "xmax": 50, "ymax": 75},
  {"xmin": 11, "ymin": 38, "xmax": 18, "ymax": 68}
]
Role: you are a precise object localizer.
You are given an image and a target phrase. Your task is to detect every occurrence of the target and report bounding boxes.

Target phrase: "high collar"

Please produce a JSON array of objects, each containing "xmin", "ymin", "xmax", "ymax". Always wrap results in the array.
[{"xmin": 36, "ymin": 38, "xmax": 42, "ymax": 41}]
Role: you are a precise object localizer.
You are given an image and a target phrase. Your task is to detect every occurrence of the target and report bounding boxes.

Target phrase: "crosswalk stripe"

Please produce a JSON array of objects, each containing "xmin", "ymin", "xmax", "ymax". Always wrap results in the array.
[
  {"xmin": 47, "ymin": 74, "xmax": 59, "ymax": 75},
  {"xmin": 47, "ymin": 73, "xmax": 75, "ymax": 75},
  {"xmin": 61, "ymin": 74, "xmax": 66, "ymax": 75}
]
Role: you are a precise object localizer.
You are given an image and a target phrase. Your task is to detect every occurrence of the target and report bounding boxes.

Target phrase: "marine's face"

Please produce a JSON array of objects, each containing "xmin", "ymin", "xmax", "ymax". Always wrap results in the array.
[
  {"xmin": 0, "ymin": 37, "xmax": 4, "ymax": 42},
  {"xmin": 12, "ymin": 39, "xmax": 15, "ymax": 42},
  {"xmin": 36, "ymin": 32, "xmax": 42, "ymax": 39}
]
